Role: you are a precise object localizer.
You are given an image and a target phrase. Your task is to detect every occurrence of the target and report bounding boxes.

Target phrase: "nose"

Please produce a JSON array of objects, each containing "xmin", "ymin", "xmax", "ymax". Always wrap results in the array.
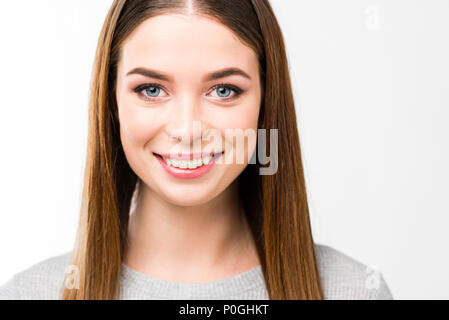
[{"xmin": 165, "ymin": 95, "xmax": 204, "ymax": 146}]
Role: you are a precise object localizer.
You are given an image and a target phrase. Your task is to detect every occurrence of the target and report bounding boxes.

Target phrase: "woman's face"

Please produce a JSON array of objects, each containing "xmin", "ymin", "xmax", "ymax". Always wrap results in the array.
[{"xmin": 115, "ymin": 14, "xmax": 261, "ymax": 206}]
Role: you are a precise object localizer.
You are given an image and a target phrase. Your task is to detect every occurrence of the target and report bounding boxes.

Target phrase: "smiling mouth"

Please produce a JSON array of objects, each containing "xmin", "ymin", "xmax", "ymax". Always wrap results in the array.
[{"xmin": 152, "ymin": 151, "xmax": 224, "ymax": 170}]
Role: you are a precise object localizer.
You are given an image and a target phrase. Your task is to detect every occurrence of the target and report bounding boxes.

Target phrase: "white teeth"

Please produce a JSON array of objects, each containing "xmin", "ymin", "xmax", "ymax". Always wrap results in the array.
[
  {"xmin": 162, "ymin": 155, "xmax": 213, "ymax": 169},
  {"xmin": 179, "ymin": 161, "xmax": 188, "ymax": 169}
]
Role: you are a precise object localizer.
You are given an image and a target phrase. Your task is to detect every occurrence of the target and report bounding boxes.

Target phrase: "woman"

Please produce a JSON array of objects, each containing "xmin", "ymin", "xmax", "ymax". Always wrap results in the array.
[{"xmin": 0, "ymin": 0, "xmax": 393, "ymax": 300}]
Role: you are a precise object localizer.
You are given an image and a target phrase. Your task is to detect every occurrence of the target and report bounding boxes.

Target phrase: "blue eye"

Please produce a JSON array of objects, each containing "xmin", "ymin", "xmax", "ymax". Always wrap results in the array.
[
  {"xmin": 133, "ymin": 83, "xmax": 168, "ymax": 101},
  {"xmin": 216, "ymin": 86, "xmax": 231, "ymax": 98},
  {"xmin": 133, "ymin": 83, "xmax": 244, "ymax": 103},
  {"xmin": 209, "ymin": 84, "xmax": 244, "ymax": 100},
  {"xmin": 144, "ymin": 86, "xmax": 161, "ymax": 97}
]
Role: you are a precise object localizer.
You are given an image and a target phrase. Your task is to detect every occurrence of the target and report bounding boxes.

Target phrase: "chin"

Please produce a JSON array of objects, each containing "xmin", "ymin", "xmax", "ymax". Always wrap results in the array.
[
  {"xmin": 164, "ymin": 193, "xmax": 214, "ymax": 207},
  {"xmin": 157, "ymin": 184, "xmax": 218, "ymax": 207}
]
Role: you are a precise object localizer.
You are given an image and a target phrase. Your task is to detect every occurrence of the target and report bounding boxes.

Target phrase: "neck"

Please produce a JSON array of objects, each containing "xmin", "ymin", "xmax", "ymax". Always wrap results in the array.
[{"xmin": 123, "ymin": 179, "xmax": 260, "ymax": 283}]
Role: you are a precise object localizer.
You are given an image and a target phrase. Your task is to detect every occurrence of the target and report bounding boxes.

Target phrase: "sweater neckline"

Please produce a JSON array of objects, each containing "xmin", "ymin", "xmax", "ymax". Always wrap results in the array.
[{"xmin": 120, "ymin": 263, "xmax": 265, "ymax": 298}]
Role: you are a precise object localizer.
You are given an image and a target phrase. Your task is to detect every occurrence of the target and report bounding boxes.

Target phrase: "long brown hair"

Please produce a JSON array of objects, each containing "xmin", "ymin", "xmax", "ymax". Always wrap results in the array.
[{"xmin": 61, "ymin": 0, "xmax": 323, "ymax": 300}]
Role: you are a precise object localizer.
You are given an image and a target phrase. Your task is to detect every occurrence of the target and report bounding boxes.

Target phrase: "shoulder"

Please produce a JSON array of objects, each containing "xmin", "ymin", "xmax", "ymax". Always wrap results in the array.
[
  {"xmin": 314, "ymin": 243, "xmax": 394, "ymax": 300},
  {"xmin": 0, "ymin": 251, "xmax": 72, "ymax": 300}
]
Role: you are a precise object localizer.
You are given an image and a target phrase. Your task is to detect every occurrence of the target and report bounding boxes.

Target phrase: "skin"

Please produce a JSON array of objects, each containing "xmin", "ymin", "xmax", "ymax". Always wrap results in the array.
[{"xmin": 115, "ymin": 13, "xmax": 262, "ymax": 283}]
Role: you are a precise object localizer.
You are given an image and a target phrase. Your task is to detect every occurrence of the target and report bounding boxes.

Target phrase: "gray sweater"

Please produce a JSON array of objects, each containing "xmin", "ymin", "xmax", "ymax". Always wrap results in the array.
[{"xmin": 0, "ymin": 243, "xmax": 393, "ymax": 300}]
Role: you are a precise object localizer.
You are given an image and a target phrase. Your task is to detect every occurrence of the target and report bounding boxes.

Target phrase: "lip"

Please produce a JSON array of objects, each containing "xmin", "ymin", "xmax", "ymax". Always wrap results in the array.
[
  {"xmin": 153, "ymin": 151, "xmax": 224, "ymax": 179},
  {"xmin": 155, "ymin": 151, "xmax": 218, "ymax": 160}
]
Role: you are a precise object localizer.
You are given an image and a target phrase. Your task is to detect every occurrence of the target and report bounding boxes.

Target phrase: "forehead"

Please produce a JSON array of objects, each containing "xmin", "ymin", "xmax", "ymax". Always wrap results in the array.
[{"xmin": 119, "ymin": 14, "xmax": 259, "ymax": 77}]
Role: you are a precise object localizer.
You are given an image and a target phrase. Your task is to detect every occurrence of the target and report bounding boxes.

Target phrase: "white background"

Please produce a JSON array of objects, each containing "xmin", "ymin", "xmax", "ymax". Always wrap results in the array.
[{"xmin": 0, "ymin": 0, "xmax": 448, "ymax": 299}]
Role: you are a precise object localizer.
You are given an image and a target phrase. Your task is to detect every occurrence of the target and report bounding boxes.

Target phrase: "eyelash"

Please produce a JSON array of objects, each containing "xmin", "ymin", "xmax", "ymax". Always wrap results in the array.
[{"xmin": 132, "ymin": 83, "xmax": 245, "ymax": 103}]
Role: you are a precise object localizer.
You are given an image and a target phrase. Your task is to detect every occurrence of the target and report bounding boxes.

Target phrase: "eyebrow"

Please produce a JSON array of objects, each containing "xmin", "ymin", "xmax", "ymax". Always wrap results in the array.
[
  {"xmin": 204, "ymin": 68, "xmax": 252, "ymax": 81},
  {"xmin": 126, "ymin": 67, "xmax": 252, "ymax": 82}
]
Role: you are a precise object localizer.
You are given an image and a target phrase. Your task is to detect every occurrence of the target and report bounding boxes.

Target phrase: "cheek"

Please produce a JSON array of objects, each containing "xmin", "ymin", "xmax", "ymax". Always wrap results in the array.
[
  {"xmin": 118, "ymin": 101, "xmax": 161, "ymax": 180},
  {"xmin": 118, "ymin": 101, "xmax": 159, "ymax": 147},
  {"xmin": 212, "ymin": 94, "xmax": 260, "ymax": 131},
  {"xmin": 216, "ymin": 98, "xmax": 260, "ymax": 164}
]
